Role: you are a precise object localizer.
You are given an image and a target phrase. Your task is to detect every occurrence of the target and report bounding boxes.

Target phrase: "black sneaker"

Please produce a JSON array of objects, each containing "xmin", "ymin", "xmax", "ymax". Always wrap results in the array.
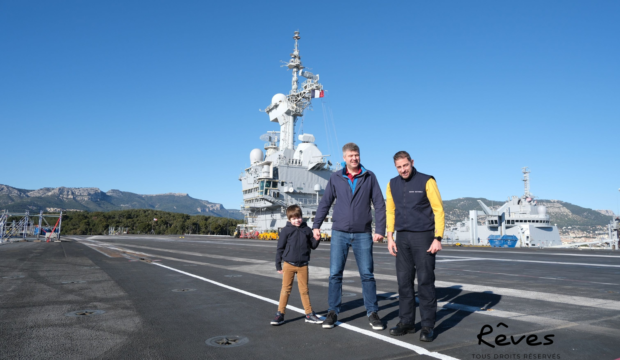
[
  {"xmin": 270, "ymin": 311, "xmax": 284, "ymax": 325},
  {"xmin": 420, "ymin": 326, "xmax": 434, "ymax": 342},
  {"xmin": 368, "ymin": 312, "xmax": 384, "ymax": 330},
  {"xmin": 389, "ymin": 322, "xmax": 414, "ymax": 336},
  {"xmin": 305, "ymin": 311, "xmax": 322, "ymax": 324},
  {"xmin": 322, "ymin": 310, "xmax": 337, "ymax": 329}
]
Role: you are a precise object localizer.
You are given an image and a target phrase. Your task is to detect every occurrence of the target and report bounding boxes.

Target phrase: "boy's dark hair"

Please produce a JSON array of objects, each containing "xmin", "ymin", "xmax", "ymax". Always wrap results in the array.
[
  {"xmin": 286, "ymin": 205, "xmax": 303, "ymax": 220},
  {"xmin": 393, "ymin": 151, "xmax": 411, "ymax": 162}
]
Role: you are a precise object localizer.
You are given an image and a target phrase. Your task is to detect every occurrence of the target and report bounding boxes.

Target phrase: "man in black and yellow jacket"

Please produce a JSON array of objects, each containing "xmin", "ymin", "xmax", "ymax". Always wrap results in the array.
[{"xmin": 386, "ymin": 151, "xmax": 444, "ymax": 342}]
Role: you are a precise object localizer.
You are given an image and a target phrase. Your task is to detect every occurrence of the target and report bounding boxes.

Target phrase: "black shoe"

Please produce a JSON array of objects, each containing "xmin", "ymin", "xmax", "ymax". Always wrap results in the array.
[
  {"xmin": 270, "ymin": 311, "xmax": 284, "ymax": 325},
  {"xmin": 389, "ymin": 322, "xmax": 414, "ymax": 336},
  {"xmin": 322, "ymin": 311, "xmax": 337, "ymax": 329},
  {"xmin": 420, "ymin": 326, "xmax": 434, "ymax": 342},
  {"xmin": 368, "ymin": 312, "xmax": 384, "ymax": 330}
]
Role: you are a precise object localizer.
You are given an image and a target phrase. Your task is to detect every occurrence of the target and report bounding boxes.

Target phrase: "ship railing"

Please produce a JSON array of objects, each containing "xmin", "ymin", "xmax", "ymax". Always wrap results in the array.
[
  {"xmin": 261, "ymin": 195, "xmax": 287, "ymax": 207},
  {"xmin": 509, "ymin": 213, "xmax": 549, "ymax": 219},
  {"xmin": 288, "ymin": 197, "xmax": 320, "ymax": 206}
]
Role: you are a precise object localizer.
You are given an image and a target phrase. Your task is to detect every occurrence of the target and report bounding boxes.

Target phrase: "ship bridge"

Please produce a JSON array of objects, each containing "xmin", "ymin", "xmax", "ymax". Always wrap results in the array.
[{"xmin": 237, "ymin": 31, "xmax": 337, "ymax": 236}]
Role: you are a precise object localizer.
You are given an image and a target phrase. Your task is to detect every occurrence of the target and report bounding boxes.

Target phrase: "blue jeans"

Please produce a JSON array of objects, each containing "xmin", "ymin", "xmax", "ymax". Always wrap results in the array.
[{"xmin": 328, "ymin": 230, "xmax": 378, "ymax": 316}]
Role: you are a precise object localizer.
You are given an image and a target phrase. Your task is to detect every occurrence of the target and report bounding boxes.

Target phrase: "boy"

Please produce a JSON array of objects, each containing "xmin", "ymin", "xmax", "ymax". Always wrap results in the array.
[{"xmin": 271, "ymin": 205, "xmax": 322, "ymax": 325}]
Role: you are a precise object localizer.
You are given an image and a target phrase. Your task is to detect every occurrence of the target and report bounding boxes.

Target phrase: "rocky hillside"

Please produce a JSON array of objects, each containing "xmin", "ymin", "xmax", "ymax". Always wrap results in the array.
[
  {"xmin": 444, "ymin": 197, "xmax": 613, "ymax": 229},
  {"xmin": 0, "ymin": 184, "xmax": 243, "ymax": 219}
]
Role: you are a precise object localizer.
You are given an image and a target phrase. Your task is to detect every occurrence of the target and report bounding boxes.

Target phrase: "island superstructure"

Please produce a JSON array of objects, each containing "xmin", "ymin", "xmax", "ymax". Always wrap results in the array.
[
  {"xmin": 444, "ymin": 168, "xmax": 563, "ymax": 247},
  {"xmin": 236, "ymin": 31, "xmax": 336, "ymax": 238}
]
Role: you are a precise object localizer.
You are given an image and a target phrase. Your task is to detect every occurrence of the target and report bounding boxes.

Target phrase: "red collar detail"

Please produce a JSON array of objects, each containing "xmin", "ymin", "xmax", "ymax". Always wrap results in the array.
[{"xmin": 345, "ymin": 167, "xmax": 361, "ymax": 182}]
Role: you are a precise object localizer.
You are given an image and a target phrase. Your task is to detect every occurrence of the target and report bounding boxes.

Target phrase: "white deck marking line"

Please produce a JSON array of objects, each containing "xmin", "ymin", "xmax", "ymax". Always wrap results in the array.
[
  {"xmin": 82, "ymin": 242, "xmax": 112, "ymax": 258},
  {"xmin": 437, "ymin": 255, "xmax": 620, "ymax": 268},
  {"xmin": 82, "ymin": 241, "xmax": 613, "ymax": 330},
  {"xmin": 81, "ymin": 239, "xmax": 620, "ymax": 311},
  {"xmin": 89, "ymin": 236, "xmax": 617, "ymax": 266},
  {"xmin": 109, "ymin": 243, "xmax": 269, "ymax": 264},
  {"xmin": 430, "ymin": 280, "xmax": 620, "ymax": 311},
  {"xmin": 152, "ymin": 262, "xmax": 459, "ymax": 360},
  {"xmin": 442, "ymin": 249, "xmax": 620, "ymax": 258},
  {"xmin": 448, "ymin": 269, "xmax": 620, "ymax": 286},
  {"xmin": 87, "ymin": 235, "xmax": 620, "ymax": 258}
]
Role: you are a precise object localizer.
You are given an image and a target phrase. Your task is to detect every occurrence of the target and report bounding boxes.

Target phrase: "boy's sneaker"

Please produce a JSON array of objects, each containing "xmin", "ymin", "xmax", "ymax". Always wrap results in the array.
[
  {"xmin": 322, "ymin": 310, "xmax": 337, "ymax": 329},
  {"xmin": 305, "ymin": 311, "xmax": 323, "ymax": 324},
  {"xmin": 368, "ymin": 312, "xmax": 384, "ymax": 330},
  {"xmin": 270, "ymin": 311, "xmax": 284, "ymax": 325}
]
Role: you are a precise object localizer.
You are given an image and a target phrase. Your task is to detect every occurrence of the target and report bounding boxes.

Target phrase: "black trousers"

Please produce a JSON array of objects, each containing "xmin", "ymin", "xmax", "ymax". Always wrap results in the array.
[{"xmin": 395, "ymin": 230, "xmax": 436, "ymax": 327}]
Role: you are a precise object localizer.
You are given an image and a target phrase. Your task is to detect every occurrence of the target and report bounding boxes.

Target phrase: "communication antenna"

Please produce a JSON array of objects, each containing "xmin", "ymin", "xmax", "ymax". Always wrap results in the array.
[{"xmin": 522, "ymin": 167, "xmax": 533, "ymax": 198}]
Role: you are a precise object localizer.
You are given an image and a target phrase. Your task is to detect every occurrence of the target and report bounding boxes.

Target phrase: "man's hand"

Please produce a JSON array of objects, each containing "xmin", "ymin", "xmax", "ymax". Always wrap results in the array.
[
  {"xmin": 427, "ymin": 239, "xmax": 442, "ymax": 254},
  {"xmin": 372, "ymin": 233, "xmax": 384, "ymax": 242},
  {"xmin": 387, "ymin": 239, "xmax": 398, "ymax": 257},
  {"xmin": 277, "ymin": 270, "xmax": 284, "ymax": 274},
  {"xmin": 313, "ymin": 229, "xmax": 321, "ymax": 241}
]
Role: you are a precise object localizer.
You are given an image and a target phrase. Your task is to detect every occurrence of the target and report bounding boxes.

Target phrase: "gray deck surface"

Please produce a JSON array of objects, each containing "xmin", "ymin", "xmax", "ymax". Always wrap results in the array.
[{"xmin": 1, "ymin": 235, "xmax": 619, "ymax": 359}]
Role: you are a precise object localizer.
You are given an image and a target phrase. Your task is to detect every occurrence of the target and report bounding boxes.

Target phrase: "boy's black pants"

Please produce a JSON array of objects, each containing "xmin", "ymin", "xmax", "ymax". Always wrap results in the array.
[{"xmin": 395, "ymin": 230, "xmax": 437, "ymax": 328}]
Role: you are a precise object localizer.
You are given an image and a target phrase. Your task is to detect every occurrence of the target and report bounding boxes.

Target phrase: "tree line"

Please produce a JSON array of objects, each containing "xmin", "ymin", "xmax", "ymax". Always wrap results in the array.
[{"xmin": 58, "ymin": 209, "xmax": 242, "ymax": 235}]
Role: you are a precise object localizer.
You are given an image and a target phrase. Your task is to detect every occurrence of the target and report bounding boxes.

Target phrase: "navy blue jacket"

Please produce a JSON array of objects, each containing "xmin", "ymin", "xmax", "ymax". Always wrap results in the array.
[
  {"xmin": 313, "ymin": 165, "xmax": 386, "ymax": 235},
  {"xmin": 275, "ymin": 221, "xmax": 319, "ymax": 271}
]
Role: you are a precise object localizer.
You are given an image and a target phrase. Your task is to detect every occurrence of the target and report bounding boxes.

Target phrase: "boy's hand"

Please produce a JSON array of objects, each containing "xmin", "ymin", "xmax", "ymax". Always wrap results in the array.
[{"xmin": 277, "ymin": 270, "xmax": 283, "ymax": 274}]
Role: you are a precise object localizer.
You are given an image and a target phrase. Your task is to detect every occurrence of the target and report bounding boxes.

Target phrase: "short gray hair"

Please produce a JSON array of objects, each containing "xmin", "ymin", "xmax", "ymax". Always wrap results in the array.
[{"xmin": 342, "ymin": 142, "xmax": 360, "ymax": 154}]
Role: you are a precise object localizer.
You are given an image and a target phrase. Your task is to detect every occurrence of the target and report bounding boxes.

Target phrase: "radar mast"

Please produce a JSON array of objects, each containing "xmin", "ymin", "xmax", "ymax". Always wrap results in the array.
[
  {"xmin": 265, "ymin": 31, "xmax": 324, "ymax": 152},
  {"xmin": 522, "ymin": 167, "xmax": 533, "ymax": 198}
]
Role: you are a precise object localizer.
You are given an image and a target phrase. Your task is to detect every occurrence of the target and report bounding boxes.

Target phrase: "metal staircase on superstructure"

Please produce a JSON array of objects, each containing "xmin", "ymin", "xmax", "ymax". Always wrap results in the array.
[
  {"xmin": 1, "ymin": 216, "xmax": 28, "ymax": 243},
  {"xmin": 0, "ymin": 211, "xmax": 8, "ymax": 244}
]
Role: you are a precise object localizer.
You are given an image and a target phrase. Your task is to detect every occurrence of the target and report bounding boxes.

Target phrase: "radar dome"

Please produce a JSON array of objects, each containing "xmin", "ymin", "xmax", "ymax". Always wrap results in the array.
[
  {"xmin": 537, "ymin": 206, "xmax": 547, "ymax": 216},
  {"xmin": 299, "ymin": 134, "xmax": 316, "ymax": 143},
  {"xmin": 250, "ymin": 148, "xmax": 264, "ymax": 164},
  {"xmin": 271, "ymin": 93, "xmax": 287, "ymax": 104}
]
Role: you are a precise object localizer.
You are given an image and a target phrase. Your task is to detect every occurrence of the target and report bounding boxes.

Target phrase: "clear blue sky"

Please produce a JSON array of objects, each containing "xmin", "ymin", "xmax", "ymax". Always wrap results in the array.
[{"xmin": 1, "ymin": 1, "xmax": 619, "ymax": 214}]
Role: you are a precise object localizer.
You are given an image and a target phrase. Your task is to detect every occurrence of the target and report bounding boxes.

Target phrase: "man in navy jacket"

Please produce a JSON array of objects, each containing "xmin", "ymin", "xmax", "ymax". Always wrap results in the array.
[{"xmin": 312, "ymin": 142, "xmax": 386, "ymax": 330}]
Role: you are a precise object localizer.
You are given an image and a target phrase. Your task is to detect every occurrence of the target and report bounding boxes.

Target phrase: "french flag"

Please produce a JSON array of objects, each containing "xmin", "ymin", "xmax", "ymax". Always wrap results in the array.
[{"xmin": 310, "ymin": 90, "xmax": 324, "ymax": 98}]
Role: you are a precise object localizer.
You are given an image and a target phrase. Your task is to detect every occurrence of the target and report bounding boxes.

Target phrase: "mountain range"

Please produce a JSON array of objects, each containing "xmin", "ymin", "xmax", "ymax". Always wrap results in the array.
[
  {"xmin": 1, "ymin": 185, "xmax": 614, "ymax": 228},
  {"xmin": 0, "ymin": 185, "xmax": 243, "ymax": 220}
]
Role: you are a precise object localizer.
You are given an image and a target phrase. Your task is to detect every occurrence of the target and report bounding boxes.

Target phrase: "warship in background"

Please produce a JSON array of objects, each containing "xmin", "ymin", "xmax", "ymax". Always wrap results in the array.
[
  {"xmin": 235, "ymin": 31, "xmax": 336, "ymax": 239},
  {"xmin": 444, "ymin": 168, "xmax": 563, "ymax": 247}
]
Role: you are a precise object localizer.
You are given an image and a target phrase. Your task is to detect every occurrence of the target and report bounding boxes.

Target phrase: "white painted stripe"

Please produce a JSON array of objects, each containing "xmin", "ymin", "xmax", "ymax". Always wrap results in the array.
[
  {"xmin": 152, "ymin": 262, "xmax": 460, "ymax": 360},
  {"xmin": 438, "ymin": 255, "xmax": 620, "ymax": 268},
  {"xmin": 453, "ymin": 269, "xmax": 620, "ymax": 286},
  {"xmin": 432, "ymin": 280, "xmax": 620, "ymax": 311},
  {"xmin": 85, "ymin": 239, "xmax": 620, "ymax": 312},
  {"xmin": 87, "ymin": 236, "xmax": 620, "ymax": 261},
  {"xmin": 437, "ymin": 300, "xmax": 573, "ymax": 327},
  {"xmin": 442, "ymin": 249, "xmax": 620, "ymax": 258},
  {"xmin": 82, "ymin": 243, "xmax": 112, "ymax": 258},
  {"xmin": 112, "ymin": 243, "xmax": 268, "ymax": 264},
  {"xmin": 436, "ymin": 258, "xmax": 481, "ymax": 262},
  {"xmin": 83, "ymin": 239, "xmax": 620, "ymax": 312}
]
